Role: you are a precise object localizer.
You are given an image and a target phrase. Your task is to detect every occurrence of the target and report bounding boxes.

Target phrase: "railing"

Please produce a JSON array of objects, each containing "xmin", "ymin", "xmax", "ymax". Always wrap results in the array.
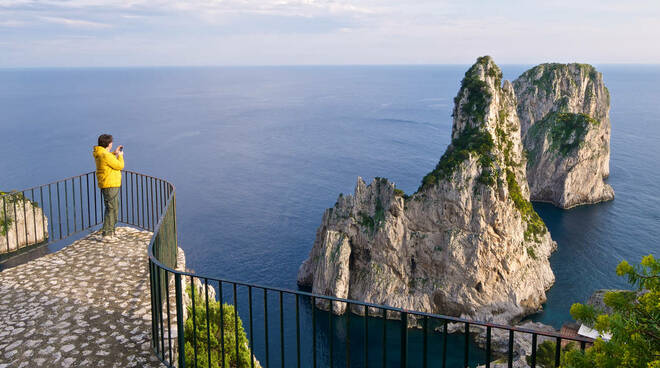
[{"xmin": 1, "ymin": 172, "xmax": 594, "ymax": 368}]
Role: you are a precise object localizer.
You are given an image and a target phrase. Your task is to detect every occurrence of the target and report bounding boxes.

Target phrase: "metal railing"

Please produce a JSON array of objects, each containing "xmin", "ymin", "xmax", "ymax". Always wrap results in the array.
[{"xmin": 2, "ymin": 172, "xmax": 593, "ymax": 368}]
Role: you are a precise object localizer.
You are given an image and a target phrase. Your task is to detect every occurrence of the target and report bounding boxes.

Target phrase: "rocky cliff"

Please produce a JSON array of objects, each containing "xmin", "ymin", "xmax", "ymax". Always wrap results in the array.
[
  {"xmin": 298, "ymin": 56, "xmax": 556, "ymax": 324},
  {"xmin": 0, "ymin": 191, "xmax": 49, "ymax": 254},
  {"xmin": 513, "ymin": 63, "xmax": 614, "ymax": 208}
]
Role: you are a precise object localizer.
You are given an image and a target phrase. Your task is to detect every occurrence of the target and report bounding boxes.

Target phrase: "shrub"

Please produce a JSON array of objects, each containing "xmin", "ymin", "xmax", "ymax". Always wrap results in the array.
[
  {"xmin": 525, "ymin": 340, "xmax": 577, "ymax": 368},
  {"xmin": 563, "ymin": 255, "xmax": 660, "ymax": 368},
  {"xmin": 184, "ymin": 287, "xmax": 255, "ymax": 368}
]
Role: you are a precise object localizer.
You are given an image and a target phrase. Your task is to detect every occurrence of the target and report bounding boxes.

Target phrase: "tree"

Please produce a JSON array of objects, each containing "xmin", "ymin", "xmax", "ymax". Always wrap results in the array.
[{"xmin": 563, "ymin": 255, "xmax": 659, "ymax": 368}]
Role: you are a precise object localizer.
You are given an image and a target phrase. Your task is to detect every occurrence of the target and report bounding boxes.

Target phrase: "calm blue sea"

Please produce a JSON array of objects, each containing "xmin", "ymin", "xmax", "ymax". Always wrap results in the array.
[{"xmin": 1, "ymin": 65, "xmax": 658, "ymax": 366}]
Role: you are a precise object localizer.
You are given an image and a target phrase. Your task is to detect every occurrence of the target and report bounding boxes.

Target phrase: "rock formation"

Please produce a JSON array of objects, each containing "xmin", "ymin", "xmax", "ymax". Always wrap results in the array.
[
  {"xmin": 298, "ymin": 56, "xmax": 556, "ymax": 324},
  {"xmin": 0, "ymin": 191, "xmax": 49, "ymax": 254},
  {"xmin": 513, "ymin": 63, "xmax": 614, "ymax": 208},
  {"xmin": 474, "ymin": 321, "xmax": 557, "ymax": 368}
]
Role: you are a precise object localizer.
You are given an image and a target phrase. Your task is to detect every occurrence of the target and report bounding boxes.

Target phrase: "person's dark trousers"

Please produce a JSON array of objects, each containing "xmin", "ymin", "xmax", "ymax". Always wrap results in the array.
[{"xmin": 101, "ymin": 187, "xmax": 120, "ymax": 236}]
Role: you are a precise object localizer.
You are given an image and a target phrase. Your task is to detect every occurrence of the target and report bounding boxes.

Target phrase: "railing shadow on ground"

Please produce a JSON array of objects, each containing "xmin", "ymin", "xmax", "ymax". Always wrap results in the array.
[{"xmin": 1, "ymin": 171, "xmax": 593, "ymax": 368}]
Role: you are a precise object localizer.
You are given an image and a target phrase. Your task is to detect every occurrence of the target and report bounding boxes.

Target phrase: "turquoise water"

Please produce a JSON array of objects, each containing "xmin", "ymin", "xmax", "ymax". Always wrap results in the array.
[{"xmin": 1, "ymin": 65, "xmax": 658, "ymax": 365}]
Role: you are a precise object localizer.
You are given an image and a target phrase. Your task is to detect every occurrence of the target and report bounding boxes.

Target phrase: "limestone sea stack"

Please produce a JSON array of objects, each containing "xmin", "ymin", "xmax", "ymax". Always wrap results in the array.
[
  {"xmin": 297, "ymin": 56, "xmax": 556, "ymax": 324},
  {"xmin": 513, "ymin": 63, "xmax": 614, "ymax": 209}
]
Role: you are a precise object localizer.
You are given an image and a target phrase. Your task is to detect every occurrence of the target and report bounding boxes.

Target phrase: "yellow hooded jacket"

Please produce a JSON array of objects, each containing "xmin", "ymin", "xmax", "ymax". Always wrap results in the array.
[{"xmin": 93, "ymin": 146, "xmax": 124, "ymax": 188}]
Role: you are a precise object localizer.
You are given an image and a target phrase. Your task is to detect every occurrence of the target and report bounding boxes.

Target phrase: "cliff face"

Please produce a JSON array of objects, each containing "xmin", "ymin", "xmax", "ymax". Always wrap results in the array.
[
  {"xmin": 513, "ymin": 63, "xmax": 614, "ymax": 208},
  {"xmin": 0, "ymin": 192, "xmax": 48, "ymax": 254},
  {"xmin": 297, "ymin": 57, "xmax": 556, "ymax": 324}
]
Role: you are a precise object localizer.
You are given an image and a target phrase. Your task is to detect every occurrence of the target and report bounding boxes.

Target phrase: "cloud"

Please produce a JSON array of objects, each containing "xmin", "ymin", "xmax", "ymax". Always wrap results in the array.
[
  {"xmin": 39, "ymin": 16, "xmax": 111, "ymax": 28},
  {"xmin": 0, "ymin": 0, "xmax": 659, "ymax": 66}
]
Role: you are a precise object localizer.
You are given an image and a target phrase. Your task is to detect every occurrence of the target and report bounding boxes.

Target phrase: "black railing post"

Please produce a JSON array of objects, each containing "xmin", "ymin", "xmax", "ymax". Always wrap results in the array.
[
  {"xmin": 191, "ymin": 276, "xmax": 198, "ymax": 367},
  {"xmin": 508, "ymin": 330, "xmax": 514, "ymax": 368},
  {"xmin": 295, "ymin": 293, "xmax": 300, "ymax": 368},
  {"xmin": 204, "ymin": 279, "xmax": 211, "ymax": 368},
  {"xmin": 330, "ymin": 303, "xmax": 334, "ymax": 368},
  {"xmin": 442, "ymin": 321, "xmax": 448, "ymax": 368},
  {"xmin": 464, "ymin": 322, "xmax": 469, "ymax": 368},
  {"xmin": 249, "ymin": 286, "xmax": 255, "ymax": 368},
  {"xmin": 22, "ymin": 191, "xmax": 28, "ymax": 245},
  {"xmin": 264, "ymin": 288, "xmax": 269, "ymax": 368},
  {"xmin": 165, "ymin": 269, "xmax": 173, "ymax": 364},
  {"xmin": 364, "ymin": 305, "xmax": 368, "ymax": 368},
  {"xmin": 531, "ymin": 333, "xmax": 537, "ymax": 368},
  {"xmin": 382, "ymin": 309, "xmax": 387, "ymax": 368},
  {"xmin": 422, "ymin": 316, "xmax": 428, "ymax": 368},
  {"xmin": 486, "ymin": 326, "xmax": 491, "ymax": 368},
  {"xmin": 219, "ymin": 281, "xmax": 226, "ymax": 368},
  {"xmin": 3, "ymin": 197, "xmax": 8, "ymax": 252},
  {"xmin": 400, "ymin": 312, "xmax": 408, "ymax": 368},
  {"xmin": 175, "ymin": 273, "xmax": 186, "ymax": 368},
  {"xmin": 555, "ymin": 337, "xmax": 562, "ymax": 367},
  {"xmin": 346, "ymin": 302, "xmax": 351, "ymax": 368},
  {"xmin": 234, "ymin": 283, "xmax": 240, "ymax": 368},
  {"xmin": 149, "ymin": 261, "xmax": 157, "ymax": 351},
  {"xmin": 279, "ymin": 290, "xmax": 284, "ymax": 368},
  {"xmin": 312, "ymin": 296, "xmax": 317, "ymax": 368}
]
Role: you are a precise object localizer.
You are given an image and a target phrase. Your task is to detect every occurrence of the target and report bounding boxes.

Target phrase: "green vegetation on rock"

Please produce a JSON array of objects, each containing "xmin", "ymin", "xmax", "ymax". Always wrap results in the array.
[
  {"xmin": 418, "ymin": 126, "xmax": 495, "ymax": 192},
  {"xmin": 527, "ymin": 246, "xmax": 537, "ymax": 260},
  {"xmin": 563, "ymin": 255, "xmax": 660, "ymax": 368},
  {"xmin": 452, "ymin": 56, "xmax": 501, "ymax": 123},
  {"xmin": 184, "ymin": 287, "xmax": 257, "ymax": 368},
  {"xmin": 0, "ymin": 191, "xmax": 39, "ymax": 236},
  {"xmin": 527, "ymin": 112, "xmax": 600, "ymax": 157},
  {"xmin": 358, "ymin": 198, "xmax": 385, "ymax": 234},
  {"xmin": 506, "ymin": 170, "xmax": 547, "ymax": 242},
  {"xmin": 519, "ymin": 63, "xmax": 598, "ymax": 95}
]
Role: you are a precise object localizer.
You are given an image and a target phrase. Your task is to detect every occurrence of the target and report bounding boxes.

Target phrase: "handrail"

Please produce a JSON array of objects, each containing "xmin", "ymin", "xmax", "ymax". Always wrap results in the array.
[{"xmin": 2, "ymin": 172, "xmax": 593, "ymax": 368}]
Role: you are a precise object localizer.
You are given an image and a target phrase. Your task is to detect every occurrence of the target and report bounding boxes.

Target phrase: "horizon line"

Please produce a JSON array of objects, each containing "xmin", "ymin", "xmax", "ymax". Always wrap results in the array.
[{"xmin": 1, "ymin": 62, "xmax": 660, "ymax": 70}]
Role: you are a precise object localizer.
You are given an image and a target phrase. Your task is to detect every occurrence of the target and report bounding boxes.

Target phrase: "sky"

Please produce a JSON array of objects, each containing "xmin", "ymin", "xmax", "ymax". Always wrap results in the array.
[{"xmin": 1, "ymin": 0, "xmax": 659, "ymax": 67}]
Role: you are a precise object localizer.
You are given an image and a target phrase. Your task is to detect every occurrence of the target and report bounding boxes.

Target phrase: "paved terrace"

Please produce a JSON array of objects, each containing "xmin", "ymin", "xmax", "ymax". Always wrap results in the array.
[{"xmin": 0, "ymin": 227, "xmax": 166, "ymax": 368}]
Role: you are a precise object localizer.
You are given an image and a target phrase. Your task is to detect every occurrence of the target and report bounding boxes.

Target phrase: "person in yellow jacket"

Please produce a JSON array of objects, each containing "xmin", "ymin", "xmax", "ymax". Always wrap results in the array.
[{"xmin": 93, "ymin": 134, "xmax": 124, "ymax": 240}]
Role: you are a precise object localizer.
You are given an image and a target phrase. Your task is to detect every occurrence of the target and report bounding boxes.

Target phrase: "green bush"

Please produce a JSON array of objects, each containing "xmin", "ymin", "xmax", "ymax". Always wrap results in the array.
[
  {"xmin": 563, "ymin": 255, "xmax": 660, "ymax": 368},
  {"xmin": 525, "ymin": 340, "xmax": 577, "ymax": 368},
  {"xmin": 184, "ymin": 287, "xmax": 255, "ymax": 368}
]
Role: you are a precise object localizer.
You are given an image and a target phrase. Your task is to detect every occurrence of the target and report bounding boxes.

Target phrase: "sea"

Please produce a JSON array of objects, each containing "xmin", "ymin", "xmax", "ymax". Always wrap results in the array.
[{"xmin": 1, "ymin": 65, "xmax": 658, "ymax": 366}]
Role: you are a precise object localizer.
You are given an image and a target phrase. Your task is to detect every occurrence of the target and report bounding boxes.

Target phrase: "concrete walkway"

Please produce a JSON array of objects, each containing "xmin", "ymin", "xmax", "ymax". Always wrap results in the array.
[{"xmin": 0, "ymin": 227, "xmax": 166, "ymax": 367}]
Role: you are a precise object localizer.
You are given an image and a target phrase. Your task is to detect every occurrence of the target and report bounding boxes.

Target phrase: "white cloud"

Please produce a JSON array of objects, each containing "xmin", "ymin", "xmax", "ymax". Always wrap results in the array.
[
  {"xmin": 0, "ymin": 0, "xmax": 659, "ymax": 66},
  {"xmin": 39, "ymin": 16, "xmax": 111, "ymax": 28}
]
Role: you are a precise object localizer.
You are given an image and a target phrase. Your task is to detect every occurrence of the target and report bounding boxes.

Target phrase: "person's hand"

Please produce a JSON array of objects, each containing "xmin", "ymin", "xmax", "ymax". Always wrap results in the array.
[{"xmin": 114, "ymin": 146, "xmax": 124, "ymax": 156}]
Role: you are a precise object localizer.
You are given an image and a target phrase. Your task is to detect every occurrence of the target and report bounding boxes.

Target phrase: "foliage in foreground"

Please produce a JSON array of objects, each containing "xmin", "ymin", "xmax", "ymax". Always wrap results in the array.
[
  {"xmin": 184, "ymin": 286, "xmax": 254, "ymax": 368},
  {"xmin": 525, "ymin": 340, "xmax": 576, "ymax": 368},
  {"xmin": 562, "ymin": 255, "xmax": 659, "ymax": 368}
]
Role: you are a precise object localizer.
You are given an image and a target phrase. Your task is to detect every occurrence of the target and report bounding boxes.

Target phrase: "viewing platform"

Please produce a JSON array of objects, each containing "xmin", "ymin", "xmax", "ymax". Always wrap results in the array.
[{"xmin": 0, "ymin": 227, "xmax": 165, "ymax": 367}]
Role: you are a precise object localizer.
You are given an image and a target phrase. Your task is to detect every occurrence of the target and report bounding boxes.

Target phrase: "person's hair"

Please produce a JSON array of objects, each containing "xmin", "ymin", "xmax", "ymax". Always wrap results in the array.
[{"xmin": 98, "ymin": 134, "xmax": 113, "ymax": 148}]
